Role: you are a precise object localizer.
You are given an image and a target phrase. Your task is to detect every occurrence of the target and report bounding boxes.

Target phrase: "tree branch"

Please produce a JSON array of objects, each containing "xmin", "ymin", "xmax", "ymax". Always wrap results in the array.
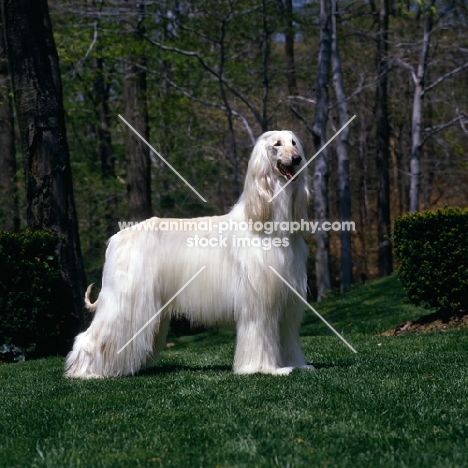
[
  {"xmin": 421, "ymin": 114, "xmax": 463, "ymax": 147},
  {"xmin": 424, "ymin": 61, "xmax": 468, "ymax": 95},
  {"xmin": 289, "ymin": 104, "xmax": 315, "ymax": 135},
  {"xmin": 76, "ymin": 21, "xmax": 99, "ymax": 69},
  {"xmin": 287, "ymin": 95, "xmax": 316, "ymax": 105},
  {"xmin": 457, "ymin": 108, "xmax": 468, "ymax": 136},
  {"xmin": 143, "ymin": 34, "xmax": 264, "ymax": 127},
  {"xmin": 392, "ymin": 56, "xmax": 417, "ymax": 84},
  {"xmin": 163, "ymin": 76, "xmax": 255, "ymax": 145}
]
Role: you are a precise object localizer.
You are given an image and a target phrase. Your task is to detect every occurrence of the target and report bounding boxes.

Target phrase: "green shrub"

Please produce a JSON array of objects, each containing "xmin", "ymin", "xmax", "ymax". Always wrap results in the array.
[
  {"xmin": 0, "ymin": 230, "xmax": 74, "ymax": 357},
  {"xmin": 393, "ymin": 207, "xmax": 468, "ymax": 311}
]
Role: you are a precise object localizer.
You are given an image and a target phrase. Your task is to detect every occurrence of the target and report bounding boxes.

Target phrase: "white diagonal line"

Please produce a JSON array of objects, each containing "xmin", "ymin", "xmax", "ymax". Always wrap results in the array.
[
  {"xmin": 268, "ymin": 114, "xmax": 356, "ymax": 203},
  {"xmin": 117, "ymin": 266, "xmax": 206, "ymax": 355},
  {"xmin": 268, "ymin": 266, "xmax": 357, "ymax": 354},
  {"xmin": 118, "ymin": 114, "xmax": 207, "ymax": 203}
]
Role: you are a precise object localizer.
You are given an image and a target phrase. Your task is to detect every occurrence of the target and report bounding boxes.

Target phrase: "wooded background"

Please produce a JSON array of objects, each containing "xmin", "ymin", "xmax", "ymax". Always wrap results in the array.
[{"xmin": 0, "ymin": 0, "xmax": 467, "ymax": 305}]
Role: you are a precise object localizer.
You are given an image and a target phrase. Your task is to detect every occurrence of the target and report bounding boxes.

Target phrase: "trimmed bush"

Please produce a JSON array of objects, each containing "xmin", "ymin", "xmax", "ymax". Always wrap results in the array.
[
  {"xmin": 393, "ymin": 207, "xmax": 468, "ymax": 311},
  {"xmin": 0, "ymin": 230, "xmax": 75, "ymax": 357}
]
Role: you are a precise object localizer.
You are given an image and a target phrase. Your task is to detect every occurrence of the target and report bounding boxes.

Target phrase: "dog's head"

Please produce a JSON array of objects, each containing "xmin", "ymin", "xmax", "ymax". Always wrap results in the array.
[
  {"xmin": 248, "ymin": 130, "xmax": 307, "ymax": 185},
  {"xmin": 242, "ymin": 130, "xmax": 309, "ymax": 223},
  {"xmin": 264, "ymin": 131, "xmax": 305, "ymax": 183}
]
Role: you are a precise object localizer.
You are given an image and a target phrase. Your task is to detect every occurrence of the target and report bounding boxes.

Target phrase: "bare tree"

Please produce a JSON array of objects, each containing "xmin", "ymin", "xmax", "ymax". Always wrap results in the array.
[
  {"xmin": 331, "ymin": 0, "xmax": 352, "ymax": 292},
  {"xmin": 375, "ymin": 0, "xmax": 393, "ymax": 277},
  {"xmin": 395, "ymin": 0, "xmax": 468, "ymax": 212},
  {"xmin": 313, "ymin": 0, "xmax": 332, "ymax": 300},
  {"xmin": 1, "ymin": 0, "xmax": 86, "ymax": 324},
  {"xmin": 0, "ymin": 20, "xmax": 18, "ymax": 231},
  {"xmin": 408, "ymin": 0, "xmax": 435, "ymax": 213}
]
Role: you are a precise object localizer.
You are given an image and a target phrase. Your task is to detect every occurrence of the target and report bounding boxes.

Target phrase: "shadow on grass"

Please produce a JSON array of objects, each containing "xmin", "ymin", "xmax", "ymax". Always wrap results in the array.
[
  {"xmin": 137, "ymin": 360, "xmax": 354, "ymax": 376},
  {"xmin": 312, "ymin": 361, "xmax": 353, "ymax": 370},
  {"xmin": 138, "ymin": 363, "xmax": 233, "ymax": 376},
  {"xmin": 167, "ymin": 327, "xmax": 236, "ymax": 349}
]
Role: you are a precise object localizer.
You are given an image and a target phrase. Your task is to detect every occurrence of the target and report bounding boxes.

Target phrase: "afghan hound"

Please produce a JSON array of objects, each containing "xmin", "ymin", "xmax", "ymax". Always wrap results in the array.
[{"xmin": 65, "ymin": 130, "xmax": 312, "ymax": 378}]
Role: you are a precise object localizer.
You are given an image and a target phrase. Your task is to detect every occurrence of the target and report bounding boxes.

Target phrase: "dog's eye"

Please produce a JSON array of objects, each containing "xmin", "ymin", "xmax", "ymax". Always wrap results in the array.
[
  {"xmin": 274, "ymin": 141, "xmax": 282, "ymax": 146},
  {"xmin": 292, "ymin": 140, "xmax": 296, "ymax": 146}
]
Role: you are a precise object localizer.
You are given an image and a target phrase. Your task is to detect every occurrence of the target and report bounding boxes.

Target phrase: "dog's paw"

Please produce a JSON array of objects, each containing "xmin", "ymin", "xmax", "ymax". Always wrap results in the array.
[
  {"xmin": 234, "ymin": 365, "xmax": 294, "ymax": 376},
  {"xmin": 272, "ymin": 366, "xmax": 295, "ymax": 376}
]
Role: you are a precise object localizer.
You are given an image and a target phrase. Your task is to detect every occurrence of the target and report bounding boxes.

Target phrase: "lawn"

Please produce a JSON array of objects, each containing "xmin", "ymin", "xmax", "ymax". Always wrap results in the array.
[{"xmin": 1, "ymin": 275, "xmax": 468, "ymax": 467}]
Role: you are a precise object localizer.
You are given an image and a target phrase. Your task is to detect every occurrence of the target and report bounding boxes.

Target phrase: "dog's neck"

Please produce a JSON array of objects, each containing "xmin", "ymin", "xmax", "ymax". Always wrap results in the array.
[
  {"xmin": 267, "ymin": 185, "xmax": 296, "ymax": 223},
  {"xmin": 231, "ymin": 181, "xmax": 305, "ymax": 237}
]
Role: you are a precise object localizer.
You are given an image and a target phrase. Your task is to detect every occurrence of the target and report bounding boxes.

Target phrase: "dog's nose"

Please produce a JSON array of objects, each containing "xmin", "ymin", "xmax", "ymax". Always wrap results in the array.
[{"xmin": 291, "ymin": 154, "xmax": 302, "ymax": 166}]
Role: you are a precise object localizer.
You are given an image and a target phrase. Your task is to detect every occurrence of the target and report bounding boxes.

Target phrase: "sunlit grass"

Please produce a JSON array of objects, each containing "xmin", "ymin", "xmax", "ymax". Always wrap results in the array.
[{"xmin": 1, "ymin": 275, "xmax": 467, "ymax": 467}]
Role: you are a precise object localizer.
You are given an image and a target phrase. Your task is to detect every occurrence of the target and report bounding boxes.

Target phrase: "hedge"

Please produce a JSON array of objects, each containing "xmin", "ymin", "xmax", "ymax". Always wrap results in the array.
[
  {"xmin": 0, "ymin": 230, "xmax": 77, "ymax": 357},
  {"xmin": 393, "ymin": 207, "xmax": 468, "ymax": 311}
]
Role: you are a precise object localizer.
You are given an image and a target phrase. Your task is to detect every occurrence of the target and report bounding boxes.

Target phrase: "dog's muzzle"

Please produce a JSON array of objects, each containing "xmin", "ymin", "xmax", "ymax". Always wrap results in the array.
[{"xmin": 277, "ymin": 154, "xmax": 302, "ymax": 182}]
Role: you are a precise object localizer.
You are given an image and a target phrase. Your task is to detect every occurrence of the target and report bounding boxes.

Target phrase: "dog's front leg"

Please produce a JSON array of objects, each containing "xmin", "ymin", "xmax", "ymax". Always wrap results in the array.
[
  {"xmin": 279, "ymin": 300, "xmax": 313, "ymax": 370},
  {"xmin": 233, "ymin": 312, "xmax": 293, "ymax": 375}
]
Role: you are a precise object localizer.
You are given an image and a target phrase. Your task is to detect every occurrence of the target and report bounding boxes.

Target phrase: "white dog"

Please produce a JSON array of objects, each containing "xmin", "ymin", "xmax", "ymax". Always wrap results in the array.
[{"xmin": 65, "ymin": 130, "xmax": 312, "ymax": 378}]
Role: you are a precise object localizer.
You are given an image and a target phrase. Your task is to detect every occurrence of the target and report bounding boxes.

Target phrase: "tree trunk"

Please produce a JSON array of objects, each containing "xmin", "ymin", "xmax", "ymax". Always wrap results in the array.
[
  {"xmin": 1, "ymin": 0, "xmax": 86, "ymax": 325},
  {"xmin": 409, "ymin": 1, "xmax": 434, "ymax": 213},
  {"xmin": 331, "ymin": 0, "xmax": 352, "ymax": 292},
  {"xmin": 313, "ymin": 0, "xmax": 332, "ymax": 301},
  {"xmin": 123, "ymin": 1, "xmax": 152, "ymax": 222},
  {"xmin": 261, "ymin": 0, "xmax": 270, "ymax": 132},
  {"xmin": 92, "ymin": 55, "xmax": 115, "ymax": 179},
  {"xmin": 91, "ymin": 54, "xmax": 119, "ymax": 238},
  {"xmin": 375, "ymin": 0, "xmax": 393, "ymax": 277},
  {"xmin": 218, "ymin": 15, "xmax": 239, "ymax": 200},
  {"xmin": 283, "ymin": 0, "xmax": 297, "ymax": 95},
  {"xmin": 0, "ymin": 20, "xmax": 18, "ymax": 231}
]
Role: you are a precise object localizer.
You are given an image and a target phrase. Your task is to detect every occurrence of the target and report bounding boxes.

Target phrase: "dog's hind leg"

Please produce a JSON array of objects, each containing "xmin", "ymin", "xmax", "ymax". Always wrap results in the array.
[
  {"xmin": 151, "ymin": 314, "xmax": 171, "ymax": 356},
  {"xmin": 65, "ymin": 232, "xmax": 161, "ymax": 378}
]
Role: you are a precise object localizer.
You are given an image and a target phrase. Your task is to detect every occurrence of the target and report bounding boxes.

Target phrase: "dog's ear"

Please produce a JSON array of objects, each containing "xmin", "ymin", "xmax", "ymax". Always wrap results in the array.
[
  {"xmin": 289, "ymin": 133, "xmax": 310, "ymax": 222},
  {"xmin": 292, "ymin": 175, "xmax": 310, "ymax": 222},
  {"xmin": 243, "ymin": 135, "xmax": 274, "ymax": 223}
]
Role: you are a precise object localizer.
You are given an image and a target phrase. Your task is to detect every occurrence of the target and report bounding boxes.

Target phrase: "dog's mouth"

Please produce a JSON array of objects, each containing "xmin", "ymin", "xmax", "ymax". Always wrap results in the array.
[{"xmin": 277, "ymin": 162, "xmax": 298, "ymax": 182}]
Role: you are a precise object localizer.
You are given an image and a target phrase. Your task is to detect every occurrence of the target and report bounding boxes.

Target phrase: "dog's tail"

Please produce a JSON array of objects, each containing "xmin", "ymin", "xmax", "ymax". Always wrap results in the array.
[{"xmin": 84, "ymin": 284, "xmax": 98, "ymax": 312}]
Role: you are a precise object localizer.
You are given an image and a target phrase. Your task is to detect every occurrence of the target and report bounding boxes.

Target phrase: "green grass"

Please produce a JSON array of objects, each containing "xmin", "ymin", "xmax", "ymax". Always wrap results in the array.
[{"xmin": 2, "ymin": 275, "xmax": 468, "ymax": 467}]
